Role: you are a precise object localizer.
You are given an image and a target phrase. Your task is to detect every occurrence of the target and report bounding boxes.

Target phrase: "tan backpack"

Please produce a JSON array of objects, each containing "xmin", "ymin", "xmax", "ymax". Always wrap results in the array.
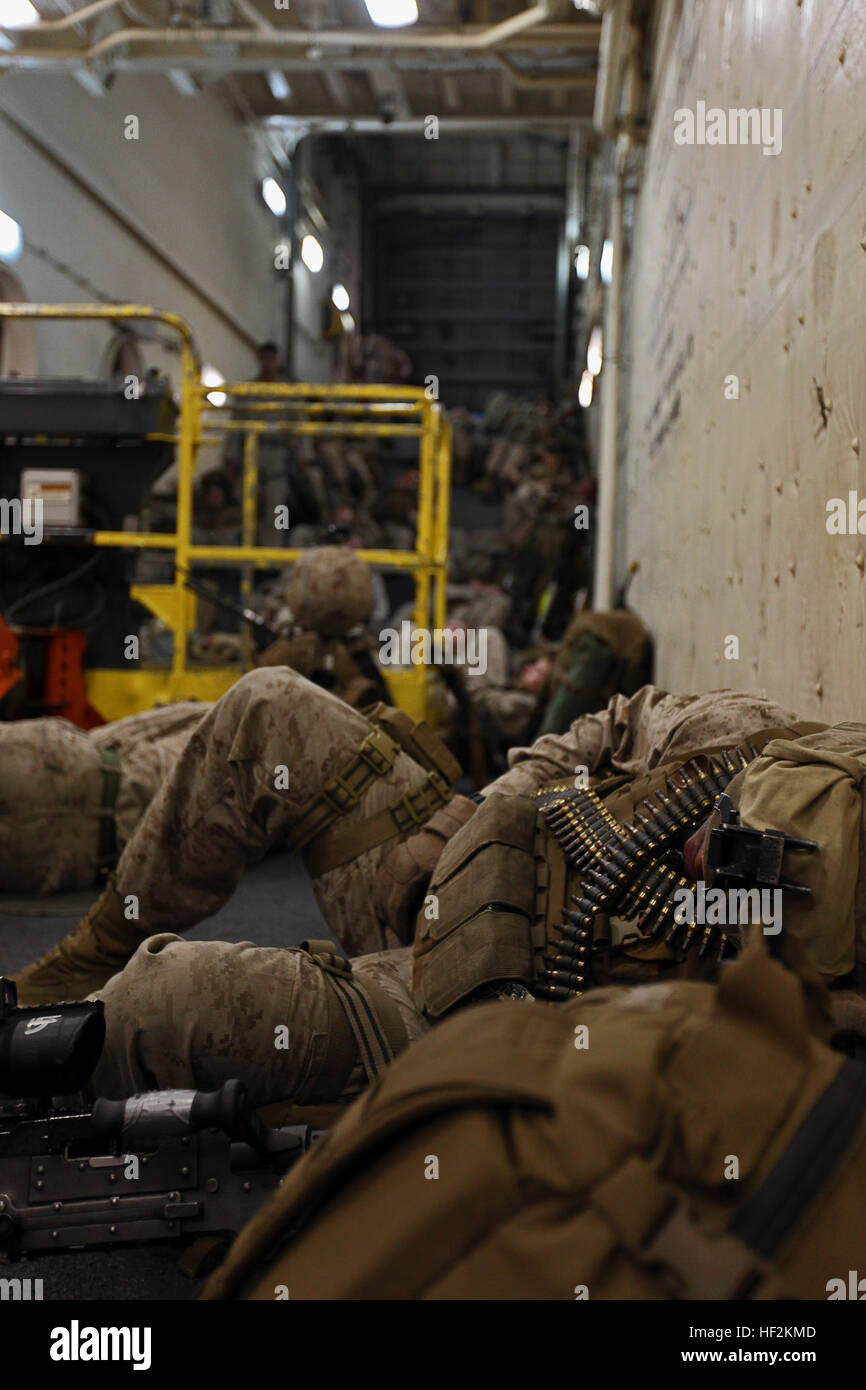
[
  {"xmin": 726, "ymin": 723, "xmax": 866, "ymax": 980},
  {"xmin": 201, "ymin": 943, "xmax": 866, "ymax": 1301}
]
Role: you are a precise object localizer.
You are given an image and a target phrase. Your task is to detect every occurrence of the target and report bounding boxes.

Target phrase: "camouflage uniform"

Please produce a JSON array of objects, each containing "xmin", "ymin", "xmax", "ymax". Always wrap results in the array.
[
  {"xmin": 0, "ymin": 703, "xmax": 205, "ymax": 895},
  {"xmin": 88, "ymin": 684, "xmax": 805, "ymax": 1104},
  {"xmin": 109, "ymin": 668, "xmax": 437, "ymax": 956}
]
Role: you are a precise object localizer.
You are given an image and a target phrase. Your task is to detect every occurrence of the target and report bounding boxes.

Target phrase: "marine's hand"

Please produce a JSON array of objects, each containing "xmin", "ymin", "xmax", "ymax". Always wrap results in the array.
[{"xmin": 373, "ymin": 795, "xmax": 478, "ymax": 942}]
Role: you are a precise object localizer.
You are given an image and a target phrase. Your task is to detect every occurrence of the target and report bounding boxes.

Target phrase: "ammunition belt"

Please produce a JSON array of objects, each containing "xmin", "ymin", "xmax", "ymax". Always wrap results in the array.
[{"xmin": 533, "ymin": 747, "xmax": 753, "ymax": 1002}]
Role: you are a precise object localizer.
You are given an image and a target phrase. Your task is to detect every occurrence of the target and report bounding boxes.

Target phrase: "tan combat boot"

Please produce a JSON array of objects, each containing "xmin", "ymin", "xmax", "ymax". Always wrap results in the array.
[{"xmin": 12, "ymin": 888, "xmax": 142, "ymax": 1004}]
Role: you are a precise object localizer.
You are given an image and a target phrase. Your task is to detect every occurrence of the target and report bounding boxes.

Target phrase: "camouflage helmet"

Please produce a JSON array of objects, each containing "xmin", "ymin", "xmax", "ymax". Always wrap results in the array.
[{"xmin": 284, "ymin": 546, "xmax": 374, "ymax": 637}]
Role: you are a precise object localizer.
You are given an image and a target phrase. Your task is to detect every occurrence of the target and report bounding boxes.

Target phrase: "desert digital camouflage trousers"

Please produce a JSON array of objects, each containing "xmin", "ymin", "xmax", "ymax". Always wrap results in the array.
[
  {"xmin": 112, "ymin": 667, "xmax": 433, "ymax": 956},
  {"xmin": 92, "ymin": 937, "xmax": 426, "ymax": 1104},
  {"xmin": 0, "ymin": 703, "xmax": 205, "ymax": 895}
]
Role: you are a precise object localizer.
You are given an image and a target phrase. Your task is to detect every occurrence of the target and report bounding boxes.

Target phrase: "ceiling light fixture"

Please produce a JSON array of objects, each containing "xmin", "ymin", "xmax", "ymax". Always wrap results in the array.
[
  {"xmin": 0, "ymin": 0, "xmax": 38, "ymax": 26},
  {"xmin": 587, "ymin": 325, "xmax": 603, "ymax": 376},
  {"xmin": 266, "ymin": 71, "xmax": 291, "ymax": 102},
  {"xmin": 364, "ymin": 0, "xmax": 418, "ymax": 29},
  {"xmin": 301, "ymin": 234, "xmax": 324, "ymax": 272},
  {"xmin": 262, "ymin": 177, "xmax": 287, "ymax": 217},
  {"xmin": 0, "ymin": 208, "xmax": 22, "ymax": 262},
  {"xmin": 201, "ymin": 365, "xmax": 227, "ymax": 408},
  {"xmin": 600, "ymin": 238, "xmax": 614, "ymax": 285}
]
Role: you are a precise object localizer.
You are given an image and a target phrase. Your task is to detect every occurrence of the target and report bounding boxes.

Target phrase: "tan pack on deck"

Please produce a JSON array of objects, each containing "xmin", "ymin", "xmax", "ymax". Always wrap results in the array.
[
  {"xmin": 201, "ymin": 944, "xmax": 866, "ymax": 1300},
  {"xmin": 728, "ymin": 723, "xmax": 866, "ymax": 980}
]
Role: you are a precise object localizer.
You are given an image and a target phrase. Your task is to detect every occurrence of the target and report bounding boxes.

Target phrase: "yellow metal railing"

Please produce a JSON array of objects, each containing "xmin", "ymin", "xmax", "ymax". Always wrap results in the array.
[{"xmin": 0, "ymin": 304, "xmax": 452, "ymax": 722}]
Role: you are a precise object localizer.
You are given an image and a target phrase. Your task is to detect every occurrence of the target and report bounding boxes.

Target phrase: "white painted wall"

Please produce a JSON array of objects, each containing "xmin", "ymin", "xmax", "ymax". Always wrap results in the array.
[
  {"xmin": 0, "ymin": 71, "xmax": 284, "ymax": 387},
  {"xmin": 623, "ymin": 0, "xmax": 866, "ymax": 722}
]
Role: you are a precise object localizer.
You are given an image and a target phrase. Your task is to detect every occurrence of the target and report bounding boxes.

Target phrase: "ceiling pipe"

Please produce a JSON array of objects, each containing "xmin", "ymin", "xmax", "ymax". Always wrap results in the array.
[
  {"xmin": 81, "ymin": 3, "xmax": 563, "ymax": 61},
  {"xmin": 492, "ymin": 51, "xmax": 596, "ymax": 89},
  {"xmin": 592, "ymin": 6, "xmax": 640, "ymax": 612}
]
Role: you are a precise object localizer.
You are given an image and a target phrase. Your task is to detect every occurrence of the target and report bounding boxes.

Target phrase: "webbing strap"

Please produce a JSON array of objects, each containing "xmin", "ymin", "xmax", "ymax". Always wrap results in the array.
[
  {"xmin": 301, "ymin": 941, "xmax": 408, "ymax": 1089},
  {"xmin": 729, "ymin": 1057, "xmax": 866, "ymax": 1260},
  {"xmin": 97, "ymin": 746, "xmax": 121, "ymax": 871},
  {"xmin": 303, "ymin": 768, "xmax": 454, "ymax": 879},
  {"xmin": 283, "ymin": 726, "xmax": 400, "ymax": 856},
  {"xmin": 598, "ymin": 1058, "xmax": 866, "ymax": 1299}
]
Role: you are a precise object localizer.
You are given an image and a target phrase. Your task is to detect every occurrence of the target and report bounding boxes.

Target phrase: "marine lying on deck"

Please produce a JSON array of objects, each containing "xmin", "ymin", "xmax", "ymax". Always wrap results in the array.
[{"xmin": 8, "ymin": 674, "xmax": 866, "ymax": 1117}]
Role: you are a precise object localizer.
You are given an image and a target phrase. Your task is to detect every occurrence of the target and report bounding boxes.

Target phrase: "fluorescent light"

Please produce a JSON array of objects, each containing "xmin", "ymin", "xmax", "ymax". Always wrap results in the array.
[
  {"xmin": 301, "ymin": 233, "xmax": 324, "ymax": 273},
  {"xmin": 0, "ymin": 208, "xmax": 22, "ymax": 262},
  {"xmin": 331, "ymin": 283, "xmax": 350, "ymax": 312},
  {"xmin": 266, "ymin": 70, "xmax": 291, "ymax": 102},
  {"xmin": 600, "ymin": 238, "xmax": 614, "ymax": 285},
  {"xmin": 262, "ymin": 177, "xmax": 287, "ymax": 217},
  {"xmin": 578, "ymin": 370, "xmax": 593, "ymax": 408},
  {"xmin": 364, "ymin": 0, "xmax": 418, "ymax": 28},
  {"xmin": 168, "ymin": 69, "xmax": 198, "ymax": 96},
  {"xmin": 341, "ymin": 313, "xmax": 356, "ymax": 333},
  {"xmin": 587, "ymin": 325, "xmax": 603, "ymax": 376},
  {"xmin": 201, "ymin": 365, "xmax": 226, "ymax": 407},
  {"xmin": 0, "ymin": 0, "xmax": 39, "ymax": 26},
  {"xmin": 574, "ymin": 244, "xmax": 590, "ymax": 280}
]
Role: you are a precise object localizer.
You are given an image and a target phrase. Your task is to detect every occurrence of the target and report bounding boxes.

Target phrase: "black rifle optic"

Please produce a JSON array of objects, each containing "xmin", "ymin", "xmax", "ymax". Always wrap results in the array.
[{"xmin": 0, "ymin": 978, "xmax": 324, "ymax": 1261}]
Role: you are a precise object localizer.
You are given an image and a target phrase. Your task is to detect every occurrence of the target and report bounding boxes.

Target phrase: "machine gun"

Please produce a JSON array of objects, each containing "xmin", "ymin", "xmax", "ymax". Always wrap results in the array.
[{"xmin": 0, "ymin": 978, "xmax": 324, "ymax": 1263}]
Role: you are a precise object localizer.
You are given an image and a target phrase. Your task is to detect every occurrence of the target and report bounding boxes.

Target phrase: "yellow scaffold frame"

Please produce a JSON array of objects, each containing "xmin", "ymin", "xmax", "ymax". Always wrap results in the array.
[{"xmin": 0, "ymin": 304, "xmax": 452, "ymax": 723}]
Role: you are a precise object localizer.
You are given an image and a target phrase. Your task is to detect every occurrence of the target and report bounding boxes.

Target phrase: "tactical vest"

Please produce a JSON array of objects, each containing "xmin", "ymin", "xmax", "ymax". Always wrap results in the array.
[{"xmin": 412, "ymin": 721, "xmax": 823, "ymax": 1021}]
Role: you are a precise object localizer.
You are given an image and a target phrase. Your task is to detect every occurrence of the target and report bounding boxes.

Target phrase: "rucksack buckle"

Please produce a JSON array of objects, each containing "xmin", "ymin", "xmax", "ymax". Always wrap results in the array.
[{"xmin": 706, "ymin": 793, "xmax": 817, "ymax": 894}]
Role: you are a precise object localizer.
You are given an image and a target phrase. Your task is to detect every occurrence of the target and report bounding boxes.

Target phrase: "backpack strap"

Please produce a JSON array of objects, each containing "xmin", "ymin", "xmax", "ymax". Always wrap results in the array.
[{"xmin": 592, "ymin": 1057, "xmax": 866, "ymax": 1299}]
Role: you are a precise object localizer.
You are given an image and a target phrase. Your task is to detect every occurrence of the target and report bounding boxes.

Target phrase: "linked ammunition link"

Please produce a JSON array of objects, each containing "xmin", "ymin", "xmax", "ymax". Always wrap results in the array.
[{"xmin": 533, "ymin": 747, "xmax": 756, "ymax": 1002}]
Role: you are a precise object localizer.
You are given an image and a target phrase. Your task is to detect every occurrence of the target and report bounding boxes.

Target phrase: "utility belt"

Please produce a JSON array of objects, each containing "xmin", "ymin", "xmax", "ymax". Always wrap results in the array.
[
  {"xmin": 284, "ymin": 703, "xmax": 462, "ymax": 880},
  {"xmin": 412, "ymin": 723, "xmax": 824, "ymax": 1021},
  {"xmin": 97, "ymin": 746, "xmax": 121, "ymax": 873}
]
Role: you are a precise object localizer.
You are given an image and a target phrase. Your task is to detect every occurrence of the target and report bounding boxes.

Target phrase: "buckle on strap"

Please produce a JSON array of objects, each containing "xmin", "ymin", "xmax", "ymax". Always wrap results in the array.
[
  {"xmin": 321, "ymin": 774, "xmax": 364, "ymax": 816},
  {"xmin": 392, "ymin": 770, "xmax": 451, "ymax": 831},
  {"xmin": 357, "ymin": 726, "xmax": 399, "ymax": 777},
  {"xmin": 640, "ymin": 1201, "xmax": 762, "ymax": 1301}
]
